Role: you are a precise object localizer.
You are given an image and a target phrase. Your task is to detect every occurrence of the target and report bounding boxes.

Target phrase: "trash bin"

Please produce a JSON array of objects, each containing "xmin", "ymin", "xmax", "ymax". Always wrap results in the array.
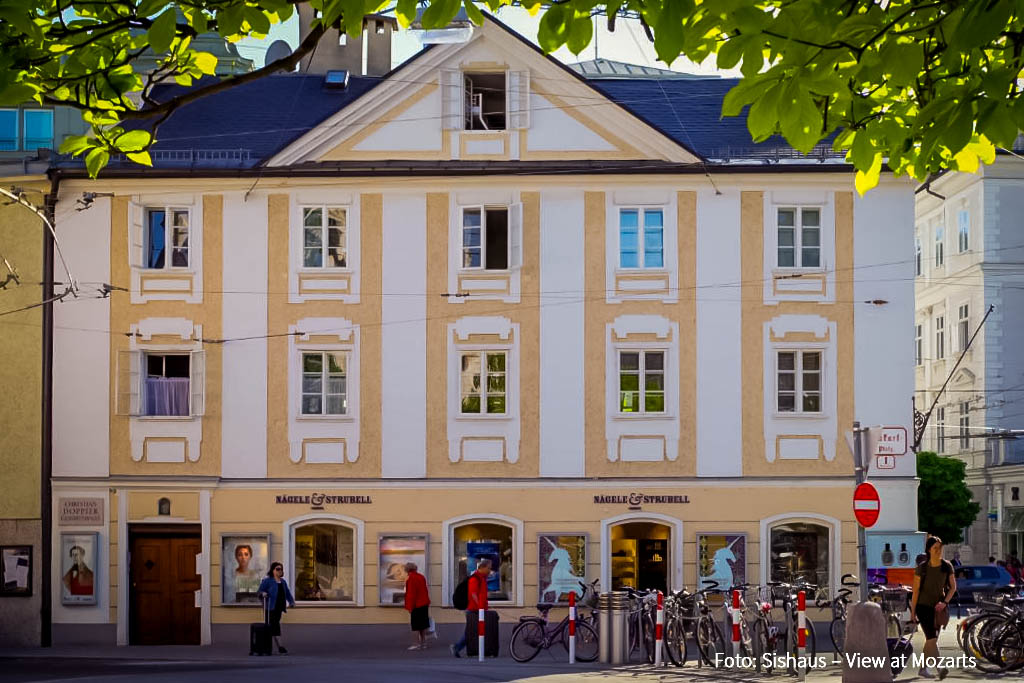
[
  {"xmin": 609, "ymin": 591, "xmax": 629, "ymax": 665},
  {"xmin": 598, "ymin": 593, "xmax": 611, "ymax": 663}
]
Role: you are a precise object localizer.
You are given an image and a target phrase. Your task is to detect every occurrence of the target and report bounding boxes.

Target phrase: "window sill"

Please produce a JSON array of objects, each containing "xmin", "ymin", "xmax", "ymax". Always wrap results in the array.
[
  {"xmin": 136, "ymin": 267, "xmax": 195, "ymax": 274},
  {"xmin": 614, "ymin": 268, "xmax": 670, "ymax": 276},
  {"xmin": 613, "ymin": 412, "xmax": 674, "ymax": 421},
  {"xmin": 455, "ymin": 414, "xmax": 514, "ymax": 422},
  {"xmin": 295, "ymin": 414, "xmax": 355, "ymax": 423},
  {"xmin": 458, "ymin": 268, "xmax": 514, "ymax": 275},
  {"xmin": 461, "ymin": 128, "xmax": 509, "ymax": 135},
  {"xmin": 293, "ymin": 601, "xmax": 358, "ymax": 607},
  {"xmin": 771, "ymin": 267, "xmax": 826, "ymax": 277},
  {"xmin": 771, "ymin": 412, "xmax": 829, "ymax": 420},
  {"xmin": 297, "ymin": 267, "xmax": 351, "ymax": 275},
  {"xmin": 133, "ymin": 415, "xmax": 197, "ymax": 422}
]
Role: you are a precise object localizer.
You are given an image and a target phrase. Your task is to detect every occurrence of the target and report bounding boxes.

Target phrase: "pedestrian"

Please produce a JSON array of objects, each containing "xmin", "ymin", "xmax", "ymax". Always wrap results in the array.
[
  {"xmin": 951, "ymin": 551, "xmax": 962, "ymax": 568},
  {"xmin": 404, "ymin": 561, "xmax": 431, "ymax": 650},
  {"xmin": 989, "ymin": 555, "xmax": 997, "ymax": 565},
  {"xmin": 450, "ymin": 558, "xmax": 491, "ymax": 658},
  {"xmin": 257, "ymin": 562, "xmax": 295, "ymax": 655},
  {"xmin": 910, "ymin": 535, "xmax": 956, "ymax": 680}
]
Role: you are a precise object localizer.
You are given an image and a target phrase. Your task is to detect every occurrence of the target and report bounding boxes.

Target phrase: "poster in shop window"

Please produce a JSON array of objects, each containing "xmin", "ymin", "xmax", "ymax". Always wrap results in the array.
[
  {"xmin": 221, "ymin": 535, "xmax": 270, "ymax": 605},
  {"xmin": 378, "ymin": 534, "xmax": 428, "ymax": 606},
  {"xmin": 60, "ymin": 532, "xmax": 97, "ymax": 605},
  {"xmin": 697, "ymin": 534, "xmax": 746, "ymax": 591},
  {"xmin": 537, "ymin": 534, "xmax": 587, "ymax": 604},
  {"xmin": 467, "ymin": 542, "xmax": 501, "ymax": 592}
]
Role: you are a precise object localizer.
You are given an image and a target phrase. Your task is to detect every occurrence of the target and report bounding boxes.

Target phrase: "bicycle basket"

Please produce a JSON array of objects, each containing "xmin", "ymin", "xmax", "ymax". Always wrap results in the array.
[{"xmin": 882, "ymin": 587, "xmax": 911, "ymax": 613}]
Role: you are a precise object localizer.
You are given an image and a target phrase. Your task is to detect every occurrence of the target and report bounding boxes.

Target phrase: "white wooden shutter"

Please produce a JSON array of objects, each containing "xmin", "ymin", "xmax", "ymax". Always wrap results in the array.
[
  {"xmin": 128, "ymin": 202, "xmax": 145, "ymax": 268},
  {"xmin": 509, "ymin": 202, "xmax": 523, "ymax": 269},
  {"xmin": 190, "ymin": 349, "xmax": 206, "ymax": 417},
  {"xmin": 508, "ymin": 70, "xmax": 530, "ymax": 129},
  {"xmin": 116, "ymin": 350, "xmax": 142, "ymax": 416},
  {"xmin": 440, "ymin": 69, "xmax": 463, "ymax": 130}
]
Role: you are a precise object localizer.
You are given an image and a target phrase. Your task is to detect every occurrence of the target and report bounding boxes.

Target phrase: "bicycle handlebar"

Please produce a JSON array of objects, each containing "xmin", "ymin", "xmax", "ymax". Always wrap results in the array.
[{"xmin": 841, "ymin": 573, "xmax": 860, "ymax": 587}]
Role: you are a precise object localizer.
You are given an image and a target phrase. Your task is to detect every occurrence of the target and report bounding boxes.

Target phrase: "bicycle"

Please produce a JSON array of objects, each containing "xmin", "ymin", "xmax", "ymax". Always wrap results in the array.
[
  {"xmin": 818, "ymin": 573, "xmax": 859, "ymax": 652},
  {"xmin": 768, "ymin": 579, "xmax": 819, "ymax": 673},
  {"xmin": 509, "ymin": 589, "xmax": 601, "ymax": 663},
  {"xmin": 662, "ymin": 580, "xmax": 727, "ymax": 667}
]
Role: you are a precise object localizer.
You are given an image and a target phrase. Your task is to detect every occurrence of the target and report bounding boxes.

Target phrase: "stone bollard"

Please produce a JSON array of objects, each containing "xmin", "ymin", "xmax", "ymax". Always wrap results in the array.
[{"xmin": 841, "ymin": 601, "xmax": 892, "ymax": 683}]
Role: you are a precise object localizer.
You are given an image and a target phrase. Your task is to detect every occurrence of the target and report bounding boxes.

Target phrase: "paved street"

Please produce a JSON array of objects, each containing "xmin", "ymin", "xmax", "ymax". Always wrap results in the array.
[{"xmin": 0, "ymin": 618, "xmax": 1010, "ymax": 683}]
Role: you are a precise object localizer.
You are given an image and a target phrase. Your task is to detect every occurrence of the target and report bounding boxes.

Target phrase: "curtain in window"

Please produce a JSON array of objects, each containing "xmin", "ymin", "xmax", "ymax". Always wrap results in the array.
[{"xmin": 145, "ymin": 377, "xmax": 189, "ymax": 416}]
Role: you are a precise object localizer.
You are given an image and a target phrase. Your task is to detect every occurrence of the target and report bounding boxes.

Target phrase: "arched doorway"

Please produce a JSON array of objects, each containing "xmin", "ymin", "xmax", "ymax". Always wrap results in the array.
[{"xmin": 602, "ymin": 514, "xmax": 682, "ymax": 594}]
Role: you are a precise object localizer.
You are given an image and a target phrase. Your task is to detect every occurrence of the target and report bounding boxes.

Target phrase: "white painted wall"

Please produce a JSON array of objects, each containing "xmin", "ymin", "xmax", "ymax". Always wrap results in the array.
[
  {"xmin": 221, "ymin": 192, "xmax": 269, "ymax": 478},
  {"xmin": 53, "ymin": 194, "xmax": 111, "ymax": 477},
  {"xmin": 526, "ymin": 93, "xmax": 617, "ymax": 152},
  {"xmin": 381, "ymin": 194, "xmax": 427, "ymax": 478},
  {"xmin": 695, "ymin": 188, "xmax": 743, "ymax": 477},
  {"xmin": 539, "ymin": 190, "xmax": 585, "ymax": 477},
  {"xmin": 353, "ymin": 88, "xmax": 444, "ymax": 152}
]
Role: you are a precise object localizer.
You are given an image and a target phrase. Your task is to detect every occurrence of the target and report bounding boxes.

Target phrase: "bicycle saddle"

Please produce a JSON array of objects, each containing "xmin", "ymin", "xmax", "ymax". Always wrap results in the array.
[{"xmin": 536, "ymin": 602, "xmax": 555, "ymax": 611}]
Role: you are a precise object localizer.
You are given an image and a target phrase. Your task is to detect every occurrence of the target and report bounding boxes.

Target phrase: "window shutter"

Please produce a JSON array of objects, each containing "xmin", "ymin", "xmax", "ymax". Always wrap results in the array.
[
  {"xmin": 508, "ymin": 70, "xmax": 530, "ymax": 129},
  {"xmin": 116, "ymin": 350, "xmax": 141, "ymax": 416},
  {"xmin": 128, "ymin": 202, "xmax": 145, "ymax": 268},
  {"xmin": 509, "ymin": 202, "xmax": 523, "ymax": 269},
  {"xmin": 440, "ymin": 69, "xmax": 463, "ymax": 130},
  {"xmin": 190, "ymin": 349, "xmax": 206, "ymax": 417}
]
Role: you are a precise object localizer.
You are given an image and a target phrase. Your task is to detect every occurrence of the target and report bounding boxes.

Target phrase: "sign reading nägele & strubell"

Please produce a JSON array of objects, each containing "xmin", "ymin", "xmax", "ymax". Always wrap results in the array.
[
  {"xmin": 594, "ymin": 493, "xmax": 690, "ymax": 510},
  {"xmin": 276, "ymin": 493, "xmax": 372, "ymax": 511}
]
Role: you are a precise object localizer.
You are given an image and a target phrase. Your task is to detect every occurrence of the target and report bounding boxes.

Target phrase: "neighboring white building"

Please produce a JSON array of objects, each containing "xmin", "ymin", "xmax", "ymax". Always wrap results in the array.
[{"xmin": 915, "ymin": 156, "xmax": 1024, "ymax": 563}]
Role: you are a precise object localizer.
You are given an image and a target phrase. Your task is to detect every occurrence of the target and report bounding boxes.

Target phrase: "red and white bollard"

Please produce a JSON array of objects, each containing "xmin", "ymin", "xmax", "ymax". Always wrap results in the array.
[
  {"xmin": 797, "ymin": 590, "xmax": 807, "ymax": 682},
  {"xmin": 732, "ymin": 589, "xmax": 742, "ymax": 658},
  {"xmin": 478, "ymin": 607, "xmax": 485, "ymax": 662},
  {"xmin": 654, "ymin": 591, "xmax": 664, "ymax": 667},
  {"xmin": 568, "ymin": 590, "xmax": 576, "ymax": 663}
]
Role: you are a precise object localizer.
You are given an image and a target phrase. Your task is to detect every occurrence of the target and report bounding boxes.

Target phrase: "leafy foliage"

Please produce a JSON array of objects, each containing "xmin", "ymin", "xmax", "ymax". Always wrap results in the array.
[
  {"xmin": 2, "ymin": 1, "xmax": 1023, "ymax": 185},
  {"xmin": 917, "ymin": 451, "xmax": 981, "ymax": 545}
]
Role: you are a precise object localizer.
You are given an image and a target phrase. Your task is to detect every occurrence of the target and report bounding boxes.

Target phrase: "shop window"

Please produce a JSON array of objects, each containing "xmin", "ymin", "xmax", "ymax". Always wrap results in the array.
[
  {"xmin": 293, "ymin": 522, "xmax": 355, "ymax": 602},
  {"xmin": 452, "ymin": 522, "xmax": 513, "ymax": 602},
  {"xmin": 610, "ymin": 522, "xmax": 670, "ymax": 594},
  {"xmin": 769, "ymin": 522, "xmax": 830, "ymax": 591},
  {"xmin": 302, "ymin": 206, "xmax": 347, "ymax": 268}
]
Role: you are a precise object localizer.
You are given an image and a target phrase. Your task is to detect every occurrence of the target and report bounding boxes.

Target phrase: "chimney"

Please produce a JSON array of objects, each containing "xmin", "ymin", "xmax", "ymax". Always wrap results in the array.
[{"xmin": 298, "ymin": 7, "xmax": 396, "ymax": 77}]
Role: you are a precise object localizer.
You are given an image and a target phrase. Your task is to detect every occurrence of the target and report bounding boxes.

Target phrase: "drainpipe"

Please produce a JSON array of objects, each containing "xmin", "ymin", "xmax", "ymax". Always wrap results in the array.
[{"xmin": 40, "ymin": 171, "xmax": 58, "ymax": 647}]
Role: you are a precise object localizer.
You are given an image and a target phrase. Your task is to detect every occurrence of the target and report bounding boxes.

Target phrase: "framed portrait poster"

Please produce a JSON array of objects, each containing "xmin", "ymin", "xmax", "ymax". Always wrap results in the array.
[
  {"xmin": 221, "ymin": 534, "xmax": 270, "ymax": 605},
  {"xmin": 697, "ymin": 533, "xmax": 746, "ymax": 592},
  {"xmin": 60, "ymin": 532, "xmax": 97, "ymax": 605},
  {"xmin": 379, "ymin": 534, "xmax": 428, "ymax": 606},
  {"xmin": 538, "ymin": 534, "xmax": 587, "ymax": 604},
  {"xmin": 1, "ymin": 546, "xmax": 32, "ymax": 597}
]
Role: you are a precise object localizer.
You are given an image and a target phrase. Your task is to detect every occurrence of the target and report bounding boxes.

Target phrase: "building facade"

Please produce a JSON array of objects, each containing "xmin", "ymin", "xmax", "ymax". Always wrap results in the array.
[
  {"xmin": 48, "ymin": 18, "xmax": 916, "ymax": 645},
  {"xmin": 915, "ymin": 157, "xmax": 1024, "ymax": 563}
]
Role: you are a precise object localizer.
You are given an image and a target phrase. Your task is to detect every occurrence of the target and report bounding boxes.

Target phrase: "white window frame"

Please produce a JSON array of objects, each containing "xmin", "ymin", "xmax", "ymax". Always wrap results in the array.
[
  {"xmin": 299, "ymin": 350, "xmax": 349, "ymax": 417},
  {"xmin": 459, "ymin": 205, "xmax": 522, "ymax": 272},
  {"xmin": 958, "ymin": 304, "xmax": 970, "ymax": 352},
  {"xmin": 775, "ymin": 349, "xmax": 823, "ymax": 416},
  {"xmin": 936, "ymin": 407, "xmax": 946, "ymax": 453},
  {"xmin": 915, "ymin": 236, "xmax": 922, "ymax": 276},
  {"xmin": 134, "ymin": 205, "xmax": 192, "ymax": 271},
  {"xmin": 616, "ymin": 349, "xmax": 667, "ymax": 416},
  {"xmin": 935, "ymin": 315, "xmax": 945, "ymax": 360},
  {"xmin": 441, "ymin": 70, "xmax": 531, "ymax": 132},
  {"xmin": 284, "ymin": 513, "xmax": 364, "ymax": 607},
  {"xmin": 617, "ymin": 207, "xmax": 665, "ymax": 270},
  {"xmin": 959, "ymin": 401, "xmax": 970, "ymax": 450},
  {"xmin": 116, "ymin": 348, "xmax": 205, "ymax": 419},
  {"xmin": 934, "ymin": 225, "xmax": 944, "ymax": 266},
  {"xmin": 958, "ymin": 209, "xmax": 969, "ymax": 253},
  {"xmin": 441, "ymin": 513, "xmax": 524, "ymax": 607},
  {"xmin": 458, "ymin": 349, "xmax": 508, "ymax": 417},
  {"xmin": 300, "ymin": 205, "xmax": 349, "ymax": 270},
  {"xmin": 915, "ymin": 324, "xmax": 923, "ymax": 367},
  {"xmin": 776, "ymin": 206, "xmax": 823, "ymax": 270}
]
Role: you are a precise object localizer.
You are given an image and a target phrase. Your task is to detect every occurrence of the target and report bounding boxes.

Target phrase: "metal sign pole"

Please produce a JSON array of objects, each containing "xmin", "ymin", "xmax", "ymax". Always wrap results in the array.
[{"xmin": 853, "ymin": 421, "xmax": 869, "ymax": 604}]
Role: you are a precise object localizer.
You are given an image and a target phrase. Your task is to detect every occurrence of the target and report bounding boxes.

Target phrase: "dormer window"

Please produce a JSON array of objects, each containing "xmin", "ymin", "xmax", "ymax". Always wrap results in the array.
[
  {"xmin": 441, "ymin": 69, "xmax": 530, "ymax": 131},
  {"xmin": 464, "ymin": 73, "xmax": 506, "ymax": 130}
]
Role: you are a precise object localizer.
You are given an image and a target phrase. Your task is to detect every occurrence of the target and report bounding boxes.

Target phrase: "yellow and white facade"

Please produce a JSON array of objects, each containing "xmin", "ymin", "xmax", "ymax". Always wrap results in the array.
[{"xmin": 49, "ymin": 19, "xmax": 917, "ymax": 645}]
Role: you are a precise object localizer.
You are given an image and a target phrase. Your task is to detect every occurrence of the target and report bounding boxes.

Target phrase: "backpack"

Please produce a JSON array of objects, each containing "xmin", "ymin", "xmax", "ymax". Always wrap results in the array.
[{"xmin": 452, "ymin": 576, "xmax": 470, "ymax": 610}]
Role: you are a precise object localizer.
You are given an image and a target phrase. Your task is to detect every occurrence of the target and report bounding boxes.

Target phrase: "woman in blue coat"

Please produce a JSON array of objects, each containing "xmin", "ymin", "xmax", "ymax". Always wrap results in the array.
[{"xmin": 257, "ymin": 562, "xmax": 296, "ymax": 654}]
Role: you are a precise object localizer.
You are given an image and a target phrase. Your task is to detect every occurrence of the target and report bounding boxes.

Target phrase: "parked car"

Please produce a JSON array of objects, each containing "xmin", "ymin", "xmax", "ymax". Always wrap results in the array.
[{"xmin": 952, "ymin": 565, "xmax": 1016, "ymax": 602}]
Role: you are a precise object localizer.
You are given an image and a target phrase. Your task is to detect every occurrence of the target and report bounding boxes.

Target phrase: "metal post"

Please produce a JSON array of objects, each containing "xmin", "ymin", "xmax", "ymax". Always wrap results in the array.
[
  {"xmin": 731, "ymin": 589, "xmax": 741, "ymax": 659},
  {"xmin": 568, "ymin": 590, "xmax": 576, "ymax": 664},
  {"xmin": 654, "ymin": 591, "xmax": 664, "ymax": 667},
  {"xmin": 477, "ymin": 608, "xmax": 485, "ymax": 661},
  {"xmin": 797, "ymin": 590, "xmax": 807, "ymax": 682},
  {"xmin": 853, "ymin": 420, "xmax": 870, "ymax": 604}
]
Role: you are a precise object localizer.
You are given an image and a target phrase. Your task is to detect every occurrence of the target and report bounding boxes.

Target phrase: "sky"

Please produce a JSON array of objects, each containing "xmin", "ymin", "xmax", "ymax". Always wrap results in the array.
[{"xmin": 236, "ymin": 6, "xmax": 733, "ymax": 77}]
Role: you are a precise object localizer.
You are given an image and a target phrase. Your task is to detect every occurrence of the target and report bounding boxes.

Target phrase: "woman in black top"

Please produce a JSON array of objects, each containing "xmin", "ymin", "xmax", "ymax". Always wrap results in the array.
[
  {"xmin": 910, "ymin": 535, "xmax": 956, "ymax": 679},
  {"xmin": 257, "ymin": 562, "xmax": 296, "ymax": 655}
]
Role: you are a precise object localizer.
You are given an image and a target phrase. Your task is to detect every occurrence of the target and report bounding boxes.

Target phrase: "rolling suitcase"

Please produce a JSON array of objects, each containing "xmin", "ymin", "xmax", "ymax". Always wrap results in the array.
[
  {"xmin": 249, "ymin": 595, "xmax": 273, "ymax": 656},
  {"xmin": 464, "ymin": 609, "xmax": 500, "ymax": 657}
]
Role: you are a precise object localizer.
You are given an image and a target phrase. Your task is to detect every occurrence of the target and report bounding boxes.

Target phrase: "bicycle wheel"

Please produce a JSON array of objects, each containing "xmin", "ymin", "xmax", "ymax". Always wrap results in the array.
[
  {"xmin": 641, "ymin": 612, "xmax": 656, "ymax": 663},
  {"xmin": 754, "ymin": 618, "xmax": 774, "ymax": 673},
  {"xmin": 697, "ymin": 615, "xmax": 727, "ymax": 666},
  {"xmin": 509, "ymin": 620, "xmax": 545, "ymax": 663},
  {"xmin": 664, "ymin": 615, "xmax": 688, "ymax": 667},
  {"xmin": 739, "ymin": 617, "xmax": 755, "ymax": 658},
  {"xmin": 990, "ymin": 621, "xmax": 1024, "ymax": 672},
  {"xmin": 571, "ymin": 622, "xmax": 600, "ymax": 662},
  {"xmin": 830, "ymin": 617, "xmax": 846, "ymax": 653}
]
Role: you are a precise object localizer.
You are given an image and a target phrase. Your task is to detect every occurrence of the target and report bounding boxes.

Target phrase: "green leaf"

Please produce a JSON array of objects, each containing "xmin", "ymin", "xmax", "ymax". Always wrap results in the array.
[
  {"xmin": 58, "ymin": 134, "xmax": 93, "ymax": 156},
  {"xmin": 463, "ymin": 0, "xmax": 484, "ymax": 26},
  {"xmin": 116, "ymin": 129, "xmax": 152, "ymax": 151},
  {"xmin": 746, "ymin": 80, "xmax": 783, "ymax": 141},
  {"xmin": 194, "ymin": 52, "xmax": 218, "ymax": 75},
  {"xmin": 854, "ymin": 153, "xmax": 882, "ymax": 195},
  {"xmin": 148, "ymin": 8, "xmax": 177, "ymax": 54},
  {"xmin": 567, "ymin": 12, "xmax": 593, "ymax": 56},
  {"xmin": 396, "ymin": 0, "xmax": 419, "ymax": 28},
  {"xmin": 127, "ymin": 151, "xmax": 153, "ymax": 166},
  {"xmin": 537, "ymin": 4, "xmax": 570, "ymax": 53},
  {"xmin": 85, "ymin": 148, "xmax": 110, "ymax": 178}
]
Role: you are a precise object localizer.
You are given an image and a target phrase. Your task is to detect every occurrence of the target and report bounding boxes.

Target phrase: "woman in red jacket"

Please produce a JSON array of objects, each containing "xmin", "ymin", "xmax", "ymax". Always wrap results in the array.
[{"xmin": 404, "ymin": 562, "xmax": 431, "ymax": 650}]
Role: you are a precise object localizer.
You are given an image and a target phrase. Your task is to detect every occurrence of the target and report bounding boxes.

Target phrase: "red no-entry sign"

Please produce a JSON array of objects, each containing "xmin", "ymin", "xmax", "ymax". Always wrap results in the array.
[{"xmin": 853, "ymin": 482, "xmax": 880, "ymax": 528}]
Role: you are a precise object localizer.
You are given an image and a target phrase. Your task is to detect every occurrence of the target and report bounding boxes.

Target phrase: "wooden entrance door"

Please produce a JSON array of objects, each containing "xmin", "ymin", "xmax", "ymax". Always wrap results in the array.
[{"xmin": 129, "ymin": 530, "xmax": 201, "ymax": 645}]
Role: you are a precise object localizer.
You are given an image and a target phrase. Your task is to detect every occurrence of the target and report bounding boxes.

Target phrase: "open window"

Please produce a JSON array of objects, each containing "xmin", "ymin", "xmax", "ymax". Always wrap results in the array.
[
  {"xmin": 129, "ymin": 204, "xmax": 190, "ymax": 269},
  {"xmin": 461, "ymin": 205, "xmax": 522, "ymax": 271},
  {"xmin": 441, "ymin": 70, "xmax": 530, "ymax": 131},
  {"xmin": 116, "ymin": 350, "xmax": 205, "ymax": 417}
]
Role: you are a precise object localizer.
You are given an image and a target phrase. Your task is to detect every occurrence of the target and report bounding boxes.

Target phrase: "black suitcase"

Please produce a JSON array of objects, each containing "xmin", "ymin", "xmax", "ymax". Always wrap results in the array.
[
  {"xmin": 464, "ymin": 609, "xmax": 500, "ymax": 657},
  {"xmin": 249, "ymin": 596, "xmax": 273, "ymax": 656}
]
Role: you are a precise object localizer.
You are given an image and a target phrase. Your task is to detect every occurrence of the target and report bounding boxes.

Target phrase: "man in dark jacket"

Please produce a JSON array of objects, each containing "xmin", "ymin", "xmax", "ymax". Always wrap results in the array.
[{"xmin": 450, "ymin": 558, "xmax": 491, "ymax": 657}]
